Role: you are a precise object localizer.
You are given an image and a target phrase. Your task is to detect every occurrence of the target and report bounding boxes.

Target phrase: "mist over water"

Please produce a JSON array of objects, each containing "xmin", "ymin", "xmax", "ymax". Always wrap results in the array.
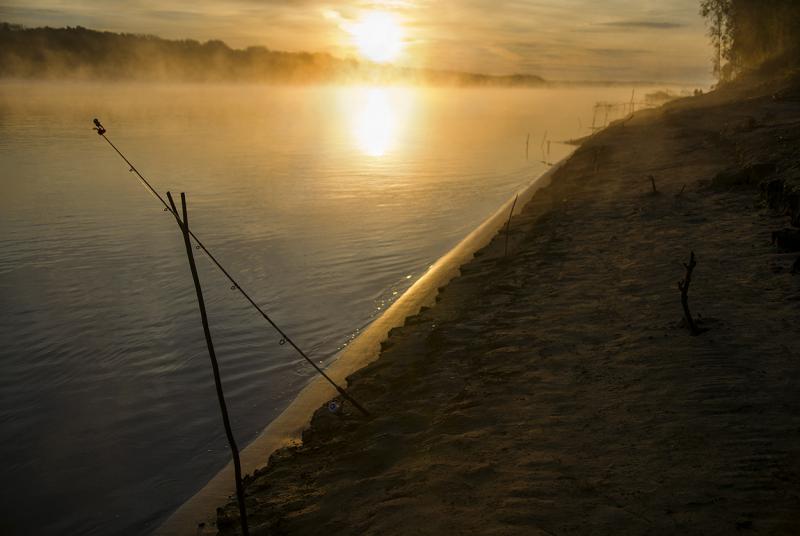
[{"xmin": 0, "ymin": 82, "xmax": 664, "ymax": 534}]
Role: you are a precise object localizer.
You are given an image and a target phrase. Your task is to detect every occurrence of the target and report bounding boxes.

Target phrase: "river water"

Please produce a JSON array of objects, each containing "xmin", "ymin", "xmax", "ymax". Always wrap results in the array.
[{"xmin": 0, "ymin": 82, "xmax": 659, "ymax": 534}]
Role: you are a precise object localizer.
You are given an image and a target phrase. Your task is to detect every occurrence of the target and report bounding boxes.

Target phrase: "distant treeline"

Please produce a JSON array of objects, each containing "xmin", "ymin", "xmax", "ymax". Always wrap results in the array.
[
  {"xmin": 0, "ymin": 23, "xmax": 546, "ymax": 86},
  {"xmin": 701, "ymin": 0, "xmax": 800, "ymax": 80}
]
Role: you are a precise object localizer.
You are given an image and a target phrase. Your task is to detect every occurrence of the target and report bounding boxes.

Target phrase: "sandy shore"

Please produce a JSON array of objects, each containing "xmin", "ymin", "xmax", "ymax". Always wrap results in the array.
[
  {"xmin": 157, "ymin": 141, "xmax": 569, "ymax": 536},
  {"xmin": 215, "ymin": 74, "xmax": 800, "ymax": 535}
]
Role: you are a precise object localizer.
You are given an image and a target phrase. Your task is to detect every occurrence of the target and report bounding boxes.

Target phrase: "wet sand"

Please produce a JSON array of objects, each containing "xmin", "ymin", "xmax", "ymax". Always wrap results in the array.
[{"xmin": 216, "ymin": 74, "xmax": 800, "ymax": 535}]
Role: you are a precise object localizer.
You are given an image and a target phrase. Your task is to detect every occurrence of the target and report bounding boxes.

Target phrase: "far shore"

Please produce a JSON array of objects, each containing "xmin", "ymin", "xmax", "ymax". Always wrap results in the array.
[
  {"xmin": 0, "ymin": 77, "xmax": 702, "ymax": 89},
  {"xmin": 1, "ymin": 21, "xmax": 709, "ymax": 89}
]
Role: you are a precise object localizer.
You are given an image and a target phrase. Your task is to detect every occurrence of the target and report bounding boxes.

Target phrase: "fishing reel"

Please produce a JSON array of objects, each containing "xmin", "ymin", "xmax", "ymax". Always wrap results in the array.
[{"xmin": 93, "ymin": 118, "xmax": 106, "ymax": 136}]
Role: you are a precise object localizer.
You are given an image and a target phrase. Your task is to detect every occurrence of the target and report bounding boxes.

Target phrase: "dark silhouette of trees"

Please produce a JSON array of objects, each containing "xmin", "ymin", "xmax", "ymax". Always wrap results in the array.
[
  {"xmin": 0, "ymin": 23, "xmax": 345, "ymax": 82},
  {"xmin": 730, "ymin": 1, "xmax": 800, "ymax": 71},
  {"xmin": 700, "ymin": 0, "xmax": 800, "ymax": 81},
  {"xmin": 0, "ymin": 22, "xmax": 545, "ymax": 86}
]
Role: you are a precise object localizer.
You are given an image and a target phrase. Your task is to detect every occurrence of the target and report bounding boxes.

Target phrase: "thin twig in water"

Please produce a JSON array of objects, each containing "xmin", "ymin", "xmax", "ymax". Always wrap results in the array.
[
  {"xmin": 540, "ymin": 131, "xmax": 548, "ymax": 163},
  {"xmin": 526, "ymin": 133, "xmax": 530, "ymax": 161}
]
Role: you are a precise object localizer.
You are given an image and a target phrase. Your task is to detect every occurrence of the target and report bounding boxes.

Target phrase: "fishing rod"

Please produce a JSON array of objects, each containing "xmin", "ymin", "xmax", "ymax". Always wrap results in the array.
[{"xmin": 92, "ymin": 118, "xmax": 370, "ymax": 417}]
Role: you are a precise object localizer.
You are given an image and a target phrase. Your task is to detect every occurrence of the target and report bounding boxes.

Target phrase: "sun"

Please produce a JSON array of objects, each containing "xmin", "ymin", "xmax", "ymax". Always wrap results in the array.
[{"xmin": 349, "ymin": 12, "xmax": 405, "ymax": 63}]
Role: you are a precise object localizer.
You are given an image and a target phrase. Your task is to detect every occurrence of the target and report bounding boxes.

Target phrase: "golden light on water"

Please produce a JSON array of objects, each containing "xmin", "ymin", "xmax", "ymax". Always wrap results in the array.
[
  {"xmin": 347, "ymin": 12, "xmax": 405, "ymax": 63},
  {"xmin": 348, "ymin": 87, "xmax": 413, "ymax": 157},
  {"xmin": 355, "ymin": 88, "xmax": 396, "ymax": 156}
]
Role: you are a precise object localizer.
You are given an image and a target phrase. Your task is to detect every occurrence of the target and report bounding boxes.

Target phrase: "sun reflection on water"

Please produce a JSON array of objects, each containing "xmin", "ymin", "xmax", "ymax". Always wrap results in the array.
[{"xmin": 346, "ymin": 87, "xmax": 413, "ymax": 157}]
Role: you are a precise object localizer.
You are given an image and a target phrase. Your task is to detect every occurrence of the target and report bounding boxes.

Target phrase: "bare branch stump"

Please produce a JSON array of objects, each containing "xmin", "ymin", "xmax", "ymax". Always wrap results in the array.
[
  {"xmin": 648, "ymin": 174, "xmax": 659, "ymax": 195},
  {"xmin": 677, "ymin": 251, "xmax": 707, "ymax": 336}
]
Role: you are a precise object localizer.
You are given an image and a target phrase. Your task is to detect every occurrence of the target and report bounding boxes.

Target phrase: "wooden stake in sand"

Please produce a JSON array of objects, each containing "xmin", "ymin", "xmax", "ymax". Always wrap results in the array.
[
  {"xmin": 677, "ymin": 251, "xmax": 703, "ymax": 336},
  {"xmin": 167, "ymin": 191, "xmax": 250, "ymax": 536},
  {"xmin": 593, "ymin": 147, "xmax": 601, "ymax": 174},
  {"xmin": 649, "ymin": 175, "xmax": 659, "ymax": 194},
  {"xmin": 504, "ymin": 194, "xmax": 519, "ymax": 257}
]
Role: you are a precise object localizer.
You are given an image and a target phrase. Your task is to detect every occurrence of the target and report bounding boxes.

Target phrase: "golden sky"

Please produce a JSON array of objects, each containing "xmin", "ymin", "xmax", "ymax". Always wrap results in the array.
[{"xmin": 0, "ymin": 0, "xmax": 712, "ymax": 82}]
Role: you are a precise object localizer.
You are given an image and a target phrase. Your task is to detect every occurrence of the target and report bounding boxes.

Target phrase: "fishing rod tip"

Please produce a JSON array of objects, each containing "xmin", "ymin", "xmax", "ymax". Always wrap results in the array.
[{"xmin": 93, "ymin": 118, "xmax": 106, "ymax": 135}]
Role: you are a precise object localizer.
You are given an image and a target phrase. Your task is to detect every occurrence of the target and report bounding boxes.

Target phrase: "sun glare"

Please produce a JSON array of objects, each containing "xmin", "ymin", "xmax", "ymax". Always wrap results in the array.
[
  {"xmin": 349, "ymin": 12, "xmax": 404, "ymax": 63},
  {"xmin": 341, "ymin": 87, "xmax": 415, "ymax": 157},
  {"xmin": 355, "ymin": 88, "xmax": 398, "ymax": 156}
]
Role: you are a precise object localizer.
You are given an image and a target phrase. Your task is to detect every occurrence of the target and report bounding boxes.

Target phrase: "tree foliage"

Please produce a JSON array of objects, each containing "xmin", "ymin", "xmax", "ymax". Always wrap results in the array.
[
  {"xmin": 700, "ymin": 0, "xmax": 800, "ymax": 81},
  {"xmin": 700, "ymin": 0, "xmax": 733, "ymax": 80}
]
